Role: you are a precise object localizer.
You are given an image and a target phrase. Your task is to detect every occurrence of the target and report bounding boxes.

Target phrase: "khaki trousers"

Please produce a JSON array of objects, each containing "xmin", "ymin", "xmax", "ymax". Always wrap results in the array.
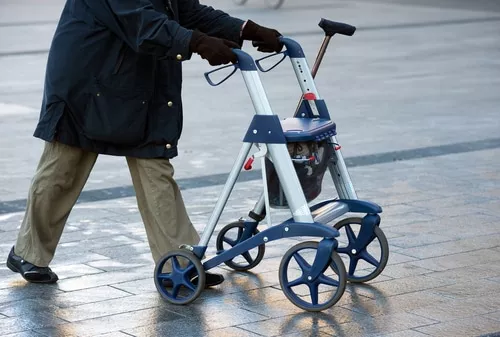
[{"xmin": 15, "ymin": 141, "xmax": 200, "ymax": 267}]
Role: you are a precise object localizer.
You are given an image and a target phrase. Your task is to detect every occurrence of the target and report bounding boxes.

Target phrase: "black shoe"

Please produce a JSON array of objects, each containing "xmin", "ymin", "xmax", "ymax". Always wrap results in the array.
[
  {"xmin": 162, "ymin": 272, "xmax": 224, "ymax": 289},
  {"xmin": 6, "ymin": 246, "xmax": 58, "ymax": 284}
]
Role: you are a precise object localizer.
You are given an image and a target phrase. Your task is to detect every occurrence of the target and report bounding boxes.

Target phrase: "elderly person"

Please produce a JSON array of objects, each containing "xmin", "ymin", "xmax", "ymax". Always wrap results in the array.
[{"xmin": 6, "ymin": 0, "xmax": 282, "ymax": 287}]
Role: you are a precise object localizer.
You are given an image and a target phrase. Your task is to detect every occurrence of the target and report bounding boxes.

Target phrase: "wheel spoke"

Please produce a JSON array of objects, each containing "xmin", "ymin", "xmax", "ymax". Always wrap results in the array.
[
  {"xmin": 293, "ymin": 252, "xmax": 311, "ymax": 272},
  {"xmin": 171, "ymin": 284, "xmax": 181, "ymax": 298},
  {"xmin": 236, "ymin": 227, "xmax": 244, "ymax": 241},
  {"xmin": 241, "ymin": 251, "xmax": 254, "ymax": 264},
  {"xmin": 223, "ymin": 236, "xmax": 237, "ymax": 247},
  {"xmin": 348, "ymin": 256, "xmax": 359, "ymax": 276},
  {"xmin": 359, "ymin": 250, "xmax": 380, "ymax": 268},
  {"xmin": 157, "ymin": 273, "xmax": 172, "ymax": 280},
  {"xmin": 318, "ymin": 274, "xmax": 339, "ymax": 287},
  {"xmin": 345, "ymin": 224, "xmax": 357, "ymax": 244},
  {"xmin": 308, "ymin": 283, "xmax": 319, "ymax": 305},
  {"xmin": 288, "ymin": 276, "xmax": 305, "ymax": 288},
  {"xmin": 172, "ymin": 257, "xmax": 182, "ymax": 273},
  {"xmin": 184, "ymin": 264, "xmax": 195, "ymax": 275},
  {"xmin": 183, "ymin": 280, "xmax": 196, "ymax": 292}
]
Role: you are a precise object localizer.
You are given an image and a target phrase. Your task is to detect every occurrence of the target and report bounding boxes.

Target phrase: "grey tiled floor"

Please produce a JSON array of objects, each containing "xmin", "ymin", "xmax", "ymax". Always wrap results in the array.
[{"xmin": 1, "ymin": 148, "xmax": 499, "ymax": 336}]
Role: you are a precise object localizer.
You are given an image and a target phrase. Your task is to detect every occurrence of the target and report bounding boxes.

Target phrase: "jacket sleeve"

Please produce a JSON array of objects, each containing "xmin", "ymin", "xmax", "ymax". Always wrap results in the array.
[
  {"xmin": 178, "ymin": 0, "xmax": 245, "ymax": 44},
  {"xmin": 82, "ymin": 0, "xmax": 193, "ymax": 59}
]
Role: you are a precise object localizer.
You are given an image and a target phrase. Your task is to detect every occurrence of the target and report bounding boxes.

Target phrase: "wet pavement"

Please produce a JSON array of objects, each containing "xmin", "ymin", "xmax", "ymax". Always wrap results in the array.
[{"xmin": 1, "ymin": 0, "xmax": 500, "ymax": 336}]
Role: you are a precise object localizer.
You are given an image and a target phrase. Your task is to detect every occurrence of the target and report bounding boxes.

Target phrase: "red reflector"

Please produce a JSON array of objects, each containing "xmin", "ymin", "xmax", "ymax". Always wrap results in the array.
[
  {"xmin": 334, "ymin": 145, "xmax": 342, "ymax": 151},
  {"xmin": 244, "ymin": 156, "xmax": 254, "ymax": 171},
  {"xmin": 303, "ymin": 93, "xmax": 316, "ymax": 100}
]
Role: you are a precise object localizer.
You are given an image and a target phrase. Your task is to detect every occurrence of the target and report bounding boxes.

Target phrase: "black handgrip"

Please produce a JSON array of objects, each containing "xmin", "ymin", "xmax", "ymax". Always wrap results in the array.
[{"xmin": 318, "ymin": 18, "xmax": 356, "ymax": 37}]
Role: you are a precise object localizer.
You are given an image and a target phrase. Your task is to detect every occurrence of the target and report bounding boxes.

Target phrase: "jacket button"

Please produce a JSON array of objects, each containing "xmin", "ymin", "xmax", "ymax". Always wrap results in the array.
[
  {"xmin": 165, "ymin": 144, "xmax": 172, "ymax": 149},
  {"xmin": 167, "ymin": 101, "xmax": 173, "ymax": 107},
  {"xmin": 176, "ymin": 54, "xmax": 182, "ymax": 61}
]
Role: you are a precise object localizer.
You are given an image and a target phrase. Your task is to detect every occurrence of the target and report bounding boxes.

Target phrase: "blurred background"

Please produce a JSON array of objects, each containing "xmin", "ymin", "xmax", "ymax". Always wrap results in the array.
[{"xmin": 0, "ymin": 0, "xmax": 499, "ymax": 202}]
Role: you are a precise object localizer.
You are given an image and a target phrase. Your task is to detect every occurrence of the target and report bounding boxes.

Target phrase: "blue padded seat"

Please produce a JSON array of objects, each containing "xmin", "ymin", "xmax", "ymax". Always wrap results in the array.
[{"xmin": 281, "ymin": 118, "xmax": 337, "ymax": 143}]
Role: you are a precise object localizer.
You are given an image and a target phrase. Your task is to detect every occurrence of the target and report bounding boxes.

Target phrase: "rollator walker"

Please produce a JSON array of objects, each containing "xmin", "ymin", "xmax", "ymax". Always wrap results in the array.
[{"xmin": 154, "ymin": 18, "xmax": 390, "ymax": 312}]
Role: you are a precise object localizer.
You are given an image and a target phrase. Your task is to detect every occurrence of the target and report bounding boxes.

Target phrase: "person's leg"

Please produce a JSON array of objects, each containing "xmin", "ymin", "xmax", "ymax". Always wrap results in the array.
[
  {"xmin": 8, "ymin": 141, "xmax": 98, "ymax": 282},
  {"xmin": 126, "ymin": 157, "xmax": 223, "ymax": 287}
]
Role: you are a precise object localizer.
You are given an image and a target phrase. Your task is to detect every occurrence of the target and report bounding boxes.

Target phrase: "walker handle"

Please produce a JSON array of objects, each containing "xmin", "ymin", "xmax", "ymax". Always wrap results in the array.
[{"xmin": 319, "ymin": 18, "xmax": 356, "ymax": 37}]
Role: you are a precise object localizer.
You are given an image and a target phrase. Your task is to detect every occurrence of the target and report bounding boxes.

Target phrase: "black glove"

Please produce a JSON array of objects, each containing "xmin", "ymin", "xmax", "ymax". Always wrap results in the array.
[
  {"xmin": 189, "ymin": 30, "xmax": 240, "ymax": 66},
  {"xmin": 241, "ymin": 20, "xmax": 283, "ymax": 53}
]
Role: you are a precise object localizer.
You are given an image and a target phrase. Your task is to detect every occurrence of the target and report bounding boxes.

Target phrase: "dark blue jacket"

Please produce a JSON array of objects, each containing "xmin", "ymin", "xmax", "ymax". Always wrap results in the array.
[{"xmin": 34, "ymin": 0, "xmax": 244, "ymax": 158}]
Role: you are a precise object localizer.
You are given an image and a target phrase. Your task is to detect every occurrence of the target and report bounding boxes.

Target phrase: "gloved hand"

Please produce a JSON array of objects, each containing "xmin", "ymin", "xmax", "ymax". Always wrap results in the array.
[
  {"xmin": 241, "ymin": 20, "xmax": 283, "ymax": 53},
  {"xmin": 189, "ymin": 30, "xmax": 240, "ymax": 66}
]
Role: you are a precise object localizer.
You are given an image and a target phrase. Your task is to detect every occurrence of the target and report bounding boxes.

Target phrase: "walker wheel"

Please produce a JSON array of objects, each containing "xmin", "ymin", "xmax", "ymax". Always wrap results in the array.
[
  {"xmin": 334, "ymin": 217, "xmax": 389, "ymax": 283},
  {"xmin": 279, "ymin": 241, "xmax": 347, "ymax": 312},
  {"xmin": 154, "ymin": 249, "xmax": 205, "ymax": 305},
  {"xmin": 216, "ymin": 221, "xmax": 265, "ymax": 271}
]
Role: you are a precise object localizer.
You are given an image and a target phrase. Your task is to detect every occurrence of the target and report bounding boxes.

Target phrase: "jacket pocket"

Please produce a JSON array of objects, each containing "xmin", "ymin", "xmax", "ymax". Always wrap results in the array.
[{"xmin": 84, "ymin": 84, "xmax": 151, "ymax": 146}]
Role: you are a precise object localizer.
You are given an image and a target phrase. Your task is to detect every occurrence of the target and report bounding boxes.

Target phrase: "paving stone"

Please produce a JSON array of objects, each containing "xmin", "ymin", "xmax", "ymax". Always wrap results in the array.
[
  {"xmin": 238, "ymin": 307, "xmax": 368, "ymax": 337},
  {"xmin": 56, "ymin": 235, "xmax": 143, "ymax": 255},
  {"xmin": 109, "ymin": 278, "xmax": 157, "ymax": 295},
  {"xmin": 353, "ymin": 274, "xmax": 456, "ymax": 298},
  {"xmin": 48, "ymin": 264, "xmax": 104, "ymax": 280},
  {"xmin": 409, "ymin": 294, "xmax": 500, "ymax": 321},
  {"xmin": 0, "ymin": 283, "xmax": 62, "ymax": 305},
  {"xmin": 429, "ymin": 279, "xmax": 500, "ymax": 300},
  {"xmin": 2, "ymin": 332, "xmax": 48, "ymax": 337},
  {"xmin": 389, "ymin": 232, "xmax": 454, "ymax": 249},
  {"xmin": 49, "ymin": 251, "xmax": 113, "ymax": 268},
  {"xmin": 0, "ymin": 231, "xmax": 19, "ymax": 243},
  {"xmin": 85, "ymin": 259, "xmax": 150, "ymax": 272},
  {"xmin": 205, "ymin": 327, "xmax": 268, "ymax": 337},
  {"xmin": 371, "ymin": 330, "xmax": 433, "ymax": 337},
  {"xmin": 0, "ymin": 298, "xmax": 60, "ymax": 317},
  {"xmin": 320, "ymin": 312, "xmax": 437, "ymax": 337},
  {"xmin": 284, "ymin": 331, "xmax": 335, "ymax": 337},
  {"xmin": 345, "ymin": 288, "xmax": 450, "ymax": 317},
  {"xmin": 0, "ymin": 221, "xmax": 21, "ymax": 232},
  {"xmin": 35, "ymin": 307, "xmax": 184, "ymax": 337},
  {"xmin": 379, "ymin": 212, "xmax": 440, "ymax": 229},
  {"xmin": 408, "ymin": 247, "xmax": 500, "ymax": 272},
  {"xmin": 93, "ymin": 332, "xmax": 135, "ymax": 337},
  {"xmin": 56, "ymin": 265, "xmax": 153, "ymax": 292},
  {"xmin": 54, "ymin": 293, "xmax": 162, "ymax": 322},
  {"xmin": 124, "ymin": 307, "xmax": 267, "ymax": 336},
  {"xmin": 485, "ymin": 311, "xmax": 500, "ymax": 322},
  {"xmin": 400, "ymin": 233, "xmax": 500, "ymax": 259},
  {"xmin": 380, "ymin": 251, "xmax": 417, "ymax": 266},
  {"xmin": 199, "ymin": 286, "xmax": 287, "ymax": 308},
  {"xmin": 49, "ymin": 286, "xmax": 133, "ymax": 309},
  {"xmin": 415, "ymin": 316, "xmax": 500, "ymax": 337},
  {"xmin": 379, "ymin": 263, "xmax": 433, "ymax": 279},
  {"xmin": 423, "ymin": 262, "xmax": 500, "ymax": 284},
  {"xmin": 0, "ymin": 313, "xmax": 67, "ymax": 336}
]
